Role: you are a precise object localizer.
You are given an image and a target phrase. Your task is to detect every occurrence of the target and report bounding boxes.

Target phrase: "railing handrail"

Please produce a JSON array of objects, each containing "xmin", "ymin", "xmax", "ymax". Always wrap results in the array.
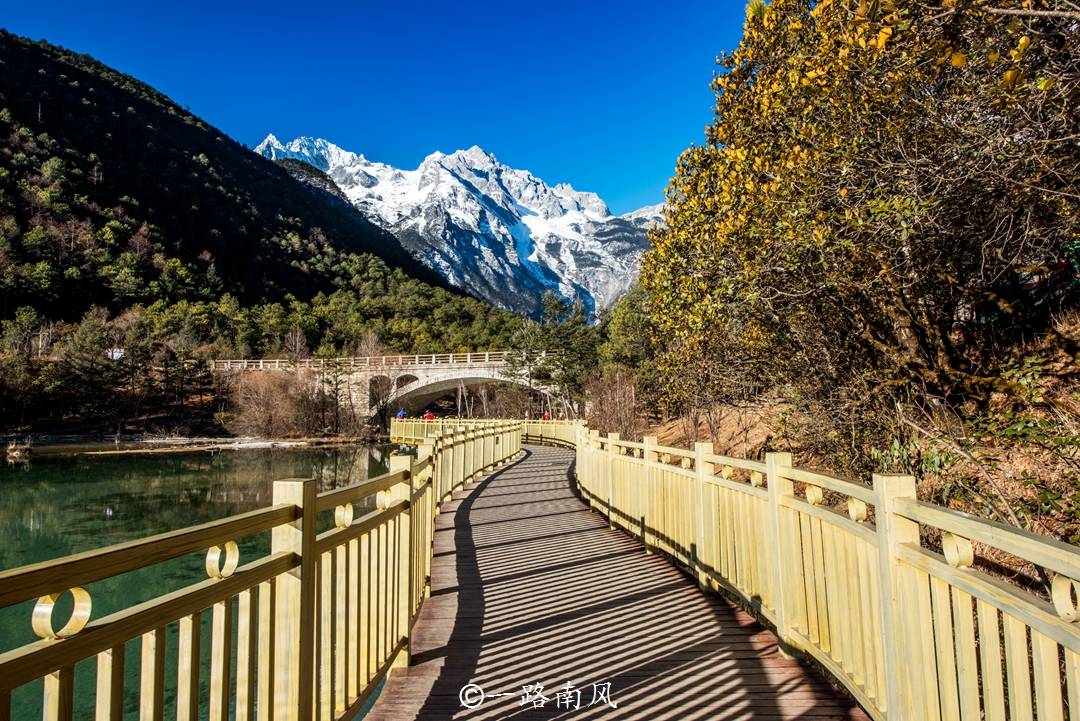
[
  {"xmin": 0, "ymin": 421, "xmax": 525, "ymax": 720},
  {"xmin": 894, "ymin": 497, "xmax": 1080, "ymax": 580},
  {"xmin": 0, "ymin": 464, "xmax": 433, "ymax": 610},
  {"xmin": 507, "ymin": 419, "xmax": 1080, "ymax": 721},
  {"xmin": 0, "ymin": 552, "xmax": 298, "ymax": 692},
  {"xmin": 314, "ymin": 468, "xmax": 409, "ymax": 512},
  {"xmin": 0, "ymin": 504, "xmax": 298, "ymax": 608}
]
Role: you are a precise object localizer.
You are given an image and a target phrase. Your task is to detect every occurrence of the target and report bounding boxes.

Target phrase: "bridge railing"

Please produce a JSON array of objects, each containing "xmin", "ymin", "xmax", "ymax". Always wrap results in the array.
[
  {"xmin": 209, "ymin": 351, "xmax": 545, "ymax": 372},
  {"xmin": 495, "ymin": 420, "xmax": 1080, "ymax": 721},
  {"xmin": 0, "ymin": 421, "xmax": 522, "ymax": 721}
]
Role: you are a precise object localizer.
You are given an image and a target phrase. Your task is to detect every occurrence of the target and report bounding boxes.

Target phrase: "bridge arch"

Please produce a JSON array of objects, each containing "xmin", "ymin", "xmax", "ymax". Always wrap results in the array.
[
  {"xmin": 208, "ymin": 351, "xmax": 551, "ymax": 418},
  {"xmin": 388, "ymin": 375, "xmax": 527, "ymax": 413}
]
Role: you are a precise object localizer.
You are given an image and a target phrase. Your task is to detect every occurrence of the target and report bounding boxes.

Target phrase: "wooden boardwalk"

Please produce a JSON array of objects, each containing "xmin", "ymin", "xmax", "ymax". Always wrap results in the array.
[{"xmin": 366, "ymin": 445, "xmax": 870, "ymax": 720}]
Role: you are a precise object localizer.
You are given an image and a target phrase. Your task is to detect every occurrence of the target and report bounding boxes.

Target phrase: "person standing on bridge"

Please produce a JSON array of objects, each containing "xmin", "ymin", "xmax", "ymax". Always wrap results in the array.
[{"xmin": 396, "ymin": 408, "xmax": 407, "ymax": 419}]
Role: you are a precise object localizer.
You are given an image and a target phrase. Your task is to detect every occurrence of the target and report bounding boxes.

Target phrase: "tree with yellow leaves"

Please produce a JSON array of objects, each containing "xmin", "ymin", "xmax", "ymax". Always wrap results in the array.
[{"xmin": 643, "ymin": 0, "xmax": 1078, "ymax": 474}]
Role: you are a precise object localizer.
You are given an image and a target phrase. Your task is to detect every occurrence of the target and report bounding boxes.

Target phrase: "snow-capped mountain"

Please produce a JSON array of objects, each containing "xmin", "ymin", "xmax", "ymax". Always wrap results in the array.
[{"xmin": 255, "ymin": 134, "xmax": 662, "ymax": 317}]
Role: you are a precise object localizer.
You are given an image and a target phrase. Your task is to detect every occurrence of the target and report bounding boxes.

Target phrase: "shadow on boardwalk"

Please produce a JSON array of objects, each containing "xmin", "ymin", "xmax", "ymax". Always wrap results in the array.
[{"xmin": 366, "ymin": 445, "xmax": 868, "ymax": 720}]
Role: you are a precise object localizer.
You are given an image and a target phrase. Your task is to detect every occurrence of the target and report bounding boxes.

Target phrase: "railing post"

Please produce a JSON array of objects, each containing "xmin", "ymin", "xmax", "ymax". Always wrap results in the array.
[
  {"xmin": 478, "ymin": 427, "xmax": 486, "ymax": 471},
  {"xmin": 873, "ymin": 473, "xmax": 918, "ymax": 721},
  {"xmin": 447, "ymin": 432, "xmax": 457, "ymax": 494},
  {"xmin": 606, "ymin": 433, "xmax": 620, "ymax": 529},
  {"xmin": 389, "ymin": 453, "xmax": 410, "ymax": 475},
  {"xmin": 465, "ymin": 427, "xmax": 473, "ymax": 470},
  {"xmin": 465, "ymin": 429, "xmax": 476, "ymax": 481},
  {"xmin": 478, "ymin": 429, "xmax": 486, "ymax": 471},
  {"xmin": 586, "ymin": 430, "xmax": 599, "ymax": 508},
  {"xmin": 694, "ymin": 442, "xmax": 713, "ymax": 588},
  {"xmin": 455, "ymin": 427, "xmax": 465, "ymax": 489},
  {"xmin": 271, "ymin": 477, "xmax": 317, "ymax": 721},
  {"xmin": 765, "ymin": 452, "xmax": 796, "ymax": 657},
  {"xmin": 642, "ymin": 436, "xmax": 657, "ymax": 553},
  {"xmin": 418, "ymin": 440, "xmax": 436, "ymax": 579},
  {"xmin": 487, "ymin": 427, "xmax": 495, "ymax": 469},
  {"xmin": 460, "ymin": 429, "xmax": 470, "ymax": 482},
  {"xmin": 574, "ymin": 425, "xmax": 585, "ymax": 490},
  {"xmin": 574, "ymin": 425, "xmax": 583, "ymax": 487},
  {"xmin": 387, "ymin": 454, "xmax": 412, "ymax": 671},
  {"xmin": 437, "ymin": 436, "xmax": 449, "ymax": 507}
]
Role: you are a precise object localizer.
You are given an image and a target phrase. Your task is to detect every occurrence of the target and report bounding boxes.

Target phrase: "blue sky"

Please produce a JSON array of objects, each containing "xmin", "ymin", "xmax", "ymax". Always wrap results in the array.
[{"xmin": 1, "ymin": 0, "xmax": 747, "ymax": 214}]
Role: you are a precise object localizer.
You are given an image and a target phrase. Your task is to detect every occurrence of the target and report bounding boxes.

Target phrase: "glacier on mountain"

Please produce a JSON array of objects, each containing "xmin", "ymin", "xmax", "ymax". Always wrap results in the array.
[{"xmin": 254, "ymin": 134, "xmax": 661, "ymax": 317}]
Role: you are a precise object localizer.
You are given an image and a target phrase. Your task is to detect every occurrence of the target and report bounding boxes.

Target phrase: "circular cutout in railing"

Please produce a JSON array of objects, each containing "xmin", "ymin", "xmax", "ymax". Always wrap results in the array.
[
  {"xmin": 206, "ymin": 540, "xmax": 240, "ymax": 579},
  {"xmin": 32, "ymin": 587, "xmax": 92, "ymax": 639},
  {"xmin": 336, "ymin": 502, "xmax": 355, "ymax": 528},
  {"xmin": 1052, "ymin": 573, "xmax": 1080, "ymax": 622},
  {"xmin": 942, "ymin": 532, "xmax": 974, "ymax": 569}
]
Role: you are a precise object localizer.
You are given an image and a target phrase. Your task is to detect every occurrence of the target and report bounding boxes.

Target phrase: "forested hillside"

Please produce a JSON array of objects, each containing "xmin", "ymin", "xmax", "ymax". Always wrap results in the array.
[
  {"xmin": 0, "ymin": 30, "xmax": 454, "ymax": 313},
  {"xmin": 0, "ymin": 31, "xmax": 520, "ymax": 432}
]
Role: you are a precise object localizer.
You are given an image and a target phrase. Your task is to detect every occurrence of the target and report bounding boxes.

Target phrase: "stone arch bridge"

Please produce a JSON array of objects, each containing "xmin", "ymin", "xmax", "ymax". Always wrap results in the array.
[{"xmin": 210, "ymin": 351, "xmax": 545, "ymax": 416}]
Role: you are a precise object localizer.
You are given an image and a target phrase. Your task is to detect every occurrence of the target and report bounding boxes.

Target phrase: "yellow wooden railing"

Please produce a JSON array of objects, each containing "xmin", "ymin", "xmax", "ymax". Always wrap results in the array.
[
  {"xmin": 5, "ymin": 415, "xmax": 1077, "ymax": 721},
  {"xmin": 487, "ymin": 419, "xmax": 1078, "ymax": 721},
  {"xmin": 0, "ymin": 421, "xmax": 521, "ymax": 721}
]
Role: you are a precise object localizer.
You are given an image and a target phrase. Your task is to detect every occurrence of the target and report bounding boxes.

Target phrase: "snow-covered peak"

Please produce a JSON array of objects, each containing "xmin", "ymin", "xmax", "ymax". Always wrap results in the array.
[
  {"xmin": 553, "ymin": 183, "xmax": 610, "ymax": 218},
  {"xmin": 254, "ymin": 134, "xmax": 360, "ymax": 172},
  {"xmin": 422, "ymin": 150, "xmax": 446, "ymax": 164},
  {"xmin": 621, "ymin": 203, "xmax": 665, "ymax": 222},
  {"xmin": 257, "ymin": 132, "xmax": 282, "ymax": 150},
  {"xmin": 255, "ymin": 134, "xmax": 662, "ymax": 316},
  {"xmin": 456, "ymin": 145, "xmax": 497, "ymax": 165}
]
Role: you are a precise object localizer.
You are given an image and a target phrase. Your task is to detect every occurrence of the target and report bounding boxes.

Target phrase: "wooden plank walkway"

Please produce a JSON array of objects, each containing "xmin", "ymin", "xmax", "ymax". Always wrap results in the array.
[{"xmin": 366, "ymin": 445, "xmax": 870, "ymax": 720}]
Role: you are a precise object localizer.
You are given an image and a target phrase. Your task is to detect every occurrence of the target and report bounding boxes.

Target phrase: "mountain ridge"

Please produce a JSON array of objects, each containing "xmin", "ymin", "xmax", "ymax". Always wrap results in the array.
[{"xmin": 255, "ymin": 134, "xmax": 662, "ymax": 317}]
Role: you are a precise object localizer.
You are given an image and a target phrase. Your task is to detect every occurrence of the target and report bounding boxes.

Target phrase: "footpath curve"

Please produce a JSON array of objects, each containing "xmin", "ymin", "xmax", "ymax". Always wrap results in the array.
[{"xmin": 366, "ymin": 444, "xmax": 868, "ymax": 720}]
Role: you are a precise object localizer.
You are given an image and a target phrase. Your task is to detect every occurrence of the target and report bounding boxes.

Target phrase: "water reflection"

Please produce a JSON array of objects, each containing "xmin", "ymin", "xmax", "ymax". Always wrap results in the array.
[{"xmin": 0, "ymin": 443, "xmax": 389, "ymax": 719}]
